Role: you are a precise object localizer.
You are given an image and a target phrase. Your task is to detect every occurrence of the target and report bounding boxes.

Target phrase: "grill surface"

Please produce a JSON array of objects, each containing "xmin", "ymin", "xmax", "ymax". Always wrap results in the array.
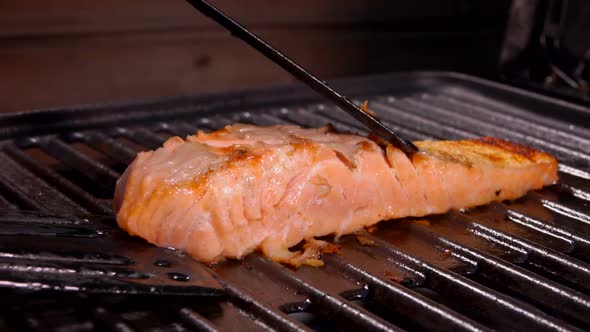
[{"xmin": 1, "ymin": 71, "xmax": 590, "ymax": 331}]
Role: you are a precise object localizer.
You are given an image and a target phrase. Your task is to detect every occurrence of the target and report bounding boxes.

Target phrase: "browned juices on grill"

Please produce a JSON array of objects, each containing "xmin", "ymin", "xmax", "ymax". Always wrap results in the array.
[{"xmin": 114, "ymin": 124, "xmax": 558, "ymax": 266}]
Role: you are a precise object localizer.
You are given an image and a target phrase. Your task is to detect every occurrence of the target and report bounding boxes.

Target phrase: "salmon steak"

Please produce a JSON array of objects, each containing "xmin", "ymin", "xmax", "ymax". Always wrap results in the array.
[{"xmin": 114, "ymin": 124, "xmax": 558, "ymax": 266}]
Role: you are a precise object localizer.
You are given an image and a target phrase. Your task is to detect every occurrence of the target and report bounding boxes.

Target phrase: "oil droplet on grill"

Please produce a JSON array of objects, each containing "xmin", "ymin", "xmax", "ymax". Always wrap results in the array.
[
  {"xmin": 153, "ymin": 259, "xmax": 171, "ymax": 267},
  {"xmin": 168, "ymin": 272, "xmax": 190, "ymax": 282}
]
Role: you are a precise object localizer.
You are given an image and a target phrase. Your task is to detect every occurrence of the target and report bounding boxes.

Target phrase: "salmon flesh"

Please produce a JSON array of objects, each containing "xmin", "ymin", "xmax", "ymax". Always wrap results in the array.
[{"xmin": 114, "ymin": 124, "xmax": 558, "ymax": 266}]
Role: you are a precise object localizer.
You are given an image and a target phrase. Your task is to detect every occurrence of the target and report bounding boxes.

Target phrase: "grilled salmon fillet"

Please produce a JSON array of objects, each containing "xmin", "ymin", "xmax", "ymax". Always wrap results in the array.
[{"xmin": 114, "ymin": 124, "xmax": 558, "ymax": 266}]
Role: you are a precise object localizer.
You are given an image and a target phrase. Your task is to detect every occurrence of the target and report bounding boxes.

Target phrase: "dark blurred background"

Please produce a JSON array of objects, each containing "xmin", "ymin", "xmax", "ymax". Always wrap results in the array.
[{"xmin": 1, "ymin": 0, "xmax": 587, "ymax": 113}]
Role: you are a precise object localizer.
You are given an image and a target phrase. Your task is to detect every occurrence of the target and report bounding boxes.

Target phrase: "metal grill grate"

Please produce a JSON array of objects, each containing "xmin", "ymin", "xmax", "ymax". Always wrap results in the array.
[{"xmin": 0, "ymin": 72, "xmax": 590, "ymax": 331}]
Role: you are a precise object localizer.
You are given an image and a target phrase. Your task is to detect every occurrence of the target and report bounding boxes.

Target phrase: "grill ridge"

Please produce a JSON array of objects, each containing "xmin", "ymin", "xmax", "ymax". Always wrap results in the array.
[
  {"xmin": 357, "ymin": 234, "xmax": 580, "ymax": 331},
  {"xmin": 410, "ymin": 217, "xmax": 590, "ymax": 324},
  {"xmin": 322, "ymin": 255, "xmax": 490, "ymax": 332},
  {"xmin": 3, "ymin": 145, "xmax": 109, "ymax": 214},
  {"xmin": 505, "ymin": 209, "xmax": 590, "ymax": 259}
]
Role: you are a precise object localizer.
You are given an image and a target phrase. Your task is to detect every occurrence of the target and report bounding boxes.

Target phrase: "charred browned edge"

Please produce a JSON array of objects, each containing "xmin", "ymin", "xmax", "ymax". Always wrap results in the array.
[
  {"xmin": 409, "ymin": 147, "xmax": 475, "ymax": 168},
  {"xmin": 180, "ymin": 139, "xmax": 324, "ymax": 193},
  {"xmin": 366, "ymin": 133, "xmax": 389, "ymax": 148},
  {"xmin": 475, "ymin": 137, "xmax": 538, "ymax": 160},
  {"xmin": 356, "ymin": 141, "xmax": 375, "ymax": 152},
  {"xmin": 183, "ymin": 146, "xmax": 264, "ymax": 191},
  {"xmin": 287, "ymin": 138, "xmax": 321, "ymax": 156},
  {"xmin": 334, "ymin": 151, "xmax": 357, "ymax": 170},
  {"xmin": 217, "ymin": 146, "xmax": 261, "ymax": 163},
  {"xmin": 199, "ymin": 125, "xmax": 232, "ymax": 137},
  {"xmin": 319, "ymin": 123, "xmax": 337, "ymax": 133}
]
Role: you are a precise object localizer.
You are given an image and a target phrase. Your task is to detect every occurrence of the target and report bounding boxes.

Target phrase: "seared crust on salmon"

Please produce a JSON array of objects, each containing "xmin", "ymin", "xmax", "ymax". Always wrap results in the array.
[{"xmin": 114, "ymin": 124, "xmax": 558, "ymax": 266}]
